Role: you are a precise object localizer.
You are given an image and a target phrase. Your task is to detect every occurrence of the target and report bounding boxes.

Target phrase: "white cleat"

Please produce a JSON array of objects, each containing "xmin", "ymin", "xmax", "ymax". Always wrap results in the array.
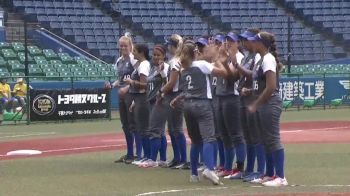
[
  {"xmin": 139, "ymin": 160, "xmax": 158, "ymax": 168},
  {"xmin": 190, "ymin": 175, "xmax": 200, "ymax": 183},
  {"xmin": 202, "ymin": 169, "xmax": 223, "ymax": 185},
  {"xmin": 262, "ymin": 177, "xmax": 288, "ymax": 187},
  {"xmin": 250, "ymin": 175, "xmax": 275, "ymax": 184}
]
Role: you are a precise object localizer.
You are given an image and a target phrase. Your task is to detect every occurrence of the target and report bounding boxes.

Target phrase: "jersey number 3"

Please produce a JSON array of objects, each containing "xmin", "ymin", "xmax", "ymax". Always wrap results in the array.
[{"xmin": 186, "ymin": 75, "xmax": 194, "ymax": 90}]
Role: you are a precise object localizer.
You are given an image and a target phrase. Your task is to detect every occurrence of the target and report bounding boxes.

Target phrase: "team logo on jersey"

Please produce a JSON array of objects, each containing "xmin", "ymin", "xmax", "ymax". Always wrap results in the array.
[
  {"xmin": 32, "ymin": 94, "xmax": 56, "ymax": 116},
  {"xmin": 339, "ymin": 80, "xmax": 350, "ymax": 90}
]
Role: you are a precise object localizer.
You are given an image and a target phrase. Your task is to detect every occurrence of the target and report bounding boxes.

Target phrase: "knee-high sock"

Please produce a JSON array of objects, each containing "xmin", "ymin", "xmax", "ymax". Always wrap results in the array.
[
  {"xmin": 256, "ymin": 144, "xmax": 266, "ymax": 174},
  {"xmin": 272, "ymin": 149, "xmax": 285, "ymax": 178},
  {"xmin": 159, "ymin": 135, "xmax": 167, "ymax": 161},
  {"xmin": 177, "ymin": 133, "xmax": 187, "ymax": 162},
  {"xmin": 235, "ymin": 143, "xmax": 246, "ymax": 171},
  {"xmin": 142, "ymin": 136, "xmax": 151, "ymax": 159},
  {"xmin": 170, "ymin": 133, "xmax": 180, "ymax": 161},
  {"xmin": 265, "ymin": 153, "xmax": 275, "ymax": 177},
  {"xmin": 203, "ymin": 142, "xmax": 215, "ymax": 171},
  {"xmin": 150, "ymin": 138, "xmax": 161, "ymax": 161},
  {"xmin": 245, "ymin": 145, "xmax": 256, "ymax": 173},
  {"xmin": 217, "ymin": 138, "xmax": 225, "ymax": 167},
  {"xmin": 224, "ymin": 147, "xmax": 234, "ymax": 171},
  {"xmin": 213, "ymin": 141, "xmax": 218, "ymax": 167},
  {"xmin": 190, "ymin": 144, "xmax": 201, "ymax": 176},
  {"xmin": 134, "ymin": 132, "xmax": 142, "ymax": 159},
  {"xmin": 124, "ymin": 131, "xmax": 134, "ymax": 158}
]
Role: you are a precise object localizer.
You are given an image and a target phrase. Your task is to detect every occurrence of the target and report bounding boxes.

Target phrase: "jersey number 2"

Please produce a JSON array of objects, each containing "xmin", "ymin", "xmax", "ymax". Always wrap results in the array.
[{"xmin": 186, "ymin": 75, "xmax": 194, "ymax": 90}]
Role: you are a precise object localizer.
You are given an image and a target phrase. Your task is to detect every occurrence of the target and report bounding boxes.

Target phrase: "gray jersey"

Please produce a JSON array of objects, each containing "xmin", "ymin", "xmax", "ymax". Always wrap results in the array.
[
  {"xmin": 147, "ymin": 63, "xmax": 169, "ymax": 101},
  {"xmin": 238, "ymin": 53, "xmax": 259, "ymax": 92},
  {"xmin": 114, "ymin": 54, "xmax": 137, "ymax": 87},
  {"xmin": 216, "ymin": 52, "xmax": 244, "ymax": 96},
  {"xmin": 253, "ymin": 53, "xmax": 279, "ymax": 96},
  {"xmin": 129, "ymin": 60, "xmax": 151, "ymax": 94},
  {"xmin": 181, "ymin": 60, "xmax": 213, "ymax": 99}
]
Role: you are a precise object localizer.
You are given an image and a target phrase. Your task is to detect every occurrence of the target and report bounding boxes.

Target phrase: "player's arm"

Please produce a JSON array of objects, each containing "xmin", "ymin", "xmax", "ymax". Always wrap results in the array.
[
  {"xmin": 128, "ymin": 74, "xmax": 147, "ymax": 89},
  {"xmin": 170, "ymin": 92, "xmax": 185, "ymax": 108},
  {"xmin": 161, "ymin": 69, "xmax": 178, "ymax": 94},
  {"xmin": 236, "ymin": 64, "xmax": 253, "ymax": 78}
]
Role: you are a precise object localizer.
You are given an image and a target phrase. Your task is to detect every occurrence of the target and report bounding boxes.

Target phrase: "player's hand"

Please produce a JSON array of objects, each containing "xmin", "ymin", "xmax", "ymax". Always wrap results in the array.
[
  {"xmin": 241, "ymin": 88, "xmax": 251, "ymax": 96},
  {"xmin": 156, "ymin": 61, "xmax": 165, "ymax": 72},
  {"xmin": 129, "ymin": 101, "xmax": 135, "ymax": 112},
  {"xmin": 104, "ymin": 81, "xmax": 112, "ymax": 89},
  {"xmin": 248, "ymin": 103, "xmax": 257, "ymax": 113},
  {"xmin": 218, "ymin": 45, "xmax": 229, "ymax": 64},
  {"xmin": 124, "ymin": 78, "xmax": 133, "ymax": 85},
  {"xmin": 170, "ymin": 98, "xmax": 178, "ymax": 109}
]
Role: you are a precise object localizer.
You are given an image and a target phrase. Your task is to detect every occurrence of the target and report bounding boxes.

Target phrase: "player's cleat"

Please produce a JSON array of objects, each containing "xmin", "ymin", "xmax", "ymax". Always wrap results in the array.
[
  {"xmin": 114, "ymin": 155, "xmax": 127, "ymax": 163},
  {"xmin": 157, "ymin": 160, "xmax": 168, "ymax": 168},
  {"xmin": 217, "ymin": 170, "xmax": 232, "ymax": 177},
  {"xmin": 175, "ymin": 162, "xmax": 191, "ymax": 170},
  {"xmin": 139, "ymin": 160, "xmax": 158, "ymax": 168},
  {"xmin": 202, "ymin": 169, "xmax": 222, "ymax": 185},
  {"xmin": 197, "ymin": 165, "xmax": 206, "ymax": 173},
  {"xmin": 132, "ymin": 158, "xmax": 147, "ymax": 166},
  {"xmin": 167, "ymin": 160, "xmax": 179, "ymax": 168},
  {"xmin": 190, "ymin": 175, "xmax": 200, "ymax": 183},
  {"xmin": 250, "ymin": 175, "xmax": 275, "ymax": 184},
  {"xmin": 224, "ymin": 169, "xmax": 243, "ymax": 179},
  {"xmin": 262, "ymin": 177, "xmax": 288, "ymax": 187},
  {"xmin": 124, "ymin": 157, "xmax": 135, "ymax": 164},
  {"xmin": 243, "ymin": 172, "xmax": 263, "ymax": 182}
]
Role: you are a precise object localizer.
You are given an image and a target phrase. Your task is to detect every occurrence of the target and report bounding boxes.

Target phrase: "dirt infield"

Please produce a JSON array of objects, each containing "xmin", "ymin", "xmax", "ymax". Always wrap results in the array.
[{"xmin": 1, "ymin": 121, "xmax": 349, "ymax": 160}]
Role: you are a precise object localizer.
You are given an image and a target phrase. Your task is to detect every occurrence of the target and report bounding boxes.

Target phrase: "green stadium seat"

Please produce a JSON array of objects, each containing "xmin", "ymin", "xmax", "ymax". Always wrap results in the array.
[
  {"xmin": 18, "ymin": 55, "xmax": 34, "ymax": 64},
  {"xmin": 43, "ymin": 49, "xmax": 58, "ymax": 60},
  {"xmin": 0, "ymin": 42, "xmax": 11, "ymax": 49},
  {"xmin": 11, "ymin": 64, "xmax": 25, "ymax": 72},
  {"xmin": 71, "ymin": 67, "xmax": 84, "ymax": 72},
  {"xmin": 74, "ymin": 56, "xmax": 86, "ymax": 61},
  {"xmin": 85, "ymin": 67, "xmax": 98, "ymax": 72},
  {"xmin": 50, "ymin": 60, "xmax": 62, "ymax": 66},
  {"xmin": 57, "ymin": 67, "xmax": 71, "ymax": 73},
  {"xmin": 40, "ymin": 64, "xmax": 54, "ymax": 69},
  {"xmin": 80, "ymin": 63, "xmax": 95, "ymax": 69},
  {"xmin": 68, "ymin": 64, "xmax": 80, "ymax": 68},
  {"xmin": 55, "ymin": 64, "xmax": 68, "ymax": 69},
  {"xmin": 60, "ymin": 72, "xmax": 73, "ymax": 80},
  {"xmin": 27, "ymin": 46, "xmax": 42, "ymax": 56},
  {"xmin": 98, "ymin": 67, "xmax": 111, "ymax": 72},
  {"xmin": 58, "ymin": 53, "xmax": 74, "ymax": 63},
  {"xmin": 74, "ymin": 71, "xmax": 88, "ymax": 80},
  {"xmin": 29, "ymin": 64, "xmax": 40, "ymax": 69},
  {"xmin": 12, "ymin": 42, "xmax": 25, "ymax": 52},
  {"xmin": 0, "ymin": 72, "xmax": 10, "ymax": 77},
  {"xmin": 0, "ymin": 67, "xmax": 9, "ymax": 72},
  {"xmin": 29, "ymin": 68, "xmax": 43, "ymax": 76},
  {"xmin": 11, "ymin": 72, "xmax": 25, "ymax": 78},
  {"xmin": 45, "ymin": 72, "xmax": 60, "ymax": 81},
  {"xmin": 43, "ymin": 68, "xmax": 57, "ymax": 73},
  {"xmin": 100, "ymin": 71, "xmax": 115, "ymax": 80},
  {"xmin": 88, "ymin": 71, "xmax": 100, "ymax": 80},
  {"xmin": 2, "ymin": 49, "xmax": 17, "ymax": 60},
  {"xmin": 0, "ymin": 59, "xmax": 6, "ymax": 68},
  {"xmin": 303, "ymin": 99, "xmax": 316, "ymax": 109},
  {"xmin": 282, "ymin": 100, "xmax": 293, "ymax": 111},
  {"xmin": 29, "ymin": 77, "xmax": 44, "ymax": 81},
  {"xmin": 77, "ymin": 59, "xmax": 90, "ymax": 65}
]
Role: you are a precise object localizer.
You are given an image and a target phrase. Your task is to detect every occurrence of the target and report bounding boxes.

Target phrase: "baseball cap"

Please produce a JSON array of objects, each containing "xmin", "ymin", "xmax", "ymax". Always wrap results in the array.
[
  {"xmin": 247, "ymin": 33, "xmax": 272, "ymax": 48},
  {"xmin": 239, "ymin": 30, "xmax": 256, "ymax": 40},
  {"xmin": 195, "ymin": 37, "xmax": 209, "ymax": 46},
  {"xmin": 226, "ymin": 32, "xmax": 239, "ymax": 42},
  {"xmin": 213, "ymin": 34, "xmax": 225, "ymax": 43}
]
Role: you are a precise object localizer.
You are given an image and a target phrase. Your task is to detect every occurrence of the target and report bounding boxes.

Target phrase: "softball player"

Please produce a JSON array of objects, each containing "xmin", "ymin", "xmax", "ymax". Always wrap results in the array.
[
  {"xmin": 247, "ymin": 32, "xmax": 288, "ymax": 187},
  {"xmin": 171, "ymin": 41, "xmax": 229, "ymax": 185},
  {"xmin": 124, "ymin": 44, "xmax": 151, "ymax": 166},
  {"xmin": 111, "ymin": 35, "xmax": 140, "ymax": 164},
  {"xmin": 235, "ymin": 29, "xmax": 266, "ymax": 182},
  {"xmin": 196, "ymin": 34, "xmax": 225, "ymax": 171},
  {"xmin": 214, "ymin": 32, "xmax": 246, "ymax": 179},
  {"xmin": 139, "ymin": 45, "xmax": 170, "ymax": 168},
  {"xmin": 160, "ymin": 34, "xmax": 188, "ymax": 169}
]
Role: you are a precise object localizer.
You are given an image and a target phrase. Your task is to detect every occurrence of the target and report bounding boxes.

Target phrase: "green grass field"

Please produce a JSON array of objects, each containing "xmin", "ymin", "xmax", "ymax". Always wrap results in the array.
[{"xmin": 0, "ymin": 109, "xmax": 350, "ymax": 196}]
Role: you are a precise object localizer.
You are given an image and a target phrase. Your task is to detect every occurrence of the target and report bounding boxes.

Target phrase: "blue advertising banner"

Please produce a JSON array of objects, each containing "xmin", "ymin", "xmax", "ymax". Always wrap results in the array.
[{"xmin": 279, "ymin": 76, "xmax": 350, "ymax": 104}]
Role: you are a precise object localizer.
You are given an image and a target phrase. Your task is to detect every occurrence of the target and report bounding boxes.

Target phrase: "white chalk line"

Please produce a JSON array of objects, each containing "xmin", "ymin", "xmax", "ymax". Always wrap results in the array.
[
  {"xmin": 0, "ymin": 132, "xmax": 56, "ymax": 139},
  {"xmin": 281, "ymin": 126, "xmax": 350, "ymax": 133},
  {"xmin": 137, "ymin": 184, "xmax": 350, "ymax": 196},
  {"xmin": 0, "ymin": 144, "xmax": 125, "ymax": 157},
  {"xmin": 136, "ymin": 187, "xmax": 228, "ymax": 196}
]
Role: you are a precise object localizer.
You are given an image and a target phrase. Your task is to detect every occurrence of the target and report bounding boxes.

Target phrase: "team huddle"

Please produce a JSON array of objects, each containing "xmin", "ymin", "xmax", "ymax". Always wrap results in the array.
[{"xmin": 108, "ymin": 28, "xmax": 287, "ymax": 187}]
